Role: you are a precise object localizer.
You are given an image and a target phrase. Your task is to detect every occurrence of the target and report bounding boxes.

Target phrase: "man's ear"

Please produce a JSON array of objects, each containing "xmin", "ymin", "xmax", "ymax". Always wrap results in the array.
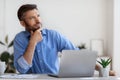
[{"xmin": 20, "ymin": 21, "xmax": 26, "ymax": 27}]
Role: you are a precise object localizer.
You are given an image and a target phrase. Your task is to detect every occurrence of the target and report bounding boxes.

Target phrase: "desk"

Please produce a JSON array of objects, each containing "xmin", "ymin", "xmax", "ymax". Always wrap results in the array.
[{"xmin": 0, "ymin": 74, "xmax": 119, "ymax": 80}]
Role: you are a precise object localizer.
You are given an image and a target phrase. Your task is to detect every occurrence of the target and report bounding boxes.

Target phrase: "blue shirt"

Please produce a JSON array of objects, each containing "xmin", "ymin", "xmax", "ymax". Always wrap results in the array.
[{"xmin": 14, "ymin": 29, "xmax": 78, "ymax": 74}]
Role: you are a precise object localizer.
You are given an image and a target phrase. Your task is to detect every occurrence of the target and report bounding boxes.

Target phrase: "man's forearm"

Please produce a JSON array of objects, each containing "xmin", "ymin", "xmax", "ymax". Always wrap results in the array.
[
  {"xmin": 23, "ymin": 40, "xmax": 37, "ymax": 64},
  {"xmin": 23, "ymin": 29, "xmax": 42, "ymax": 64}
]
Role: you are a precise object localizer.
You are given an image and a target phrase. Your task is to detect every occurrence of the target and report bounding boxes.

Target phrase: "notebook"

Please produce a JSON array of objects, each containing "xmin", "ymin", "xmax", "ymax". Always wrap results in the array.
[{"xmin": 48, "ymin": 50, "xmax": 97, "ymax": 78}]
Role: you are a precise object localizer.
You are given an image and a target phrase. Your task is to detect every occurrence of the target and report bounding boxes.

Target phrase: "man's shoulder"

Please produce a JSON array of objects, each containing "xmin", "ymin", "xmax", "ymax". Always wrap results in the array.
[
  {"xmin": 43, "ymin": 28, "xmax": 60, "ymax": 34},
  {"xmin": 43, "ymin": 28, "xmax": 57, "ymax": 32},
  {"xmin": 43, "ymin": 29, "xmax": 64, "ymax": 39},
  {"xmin": 15, "ymin": 31, "xmax": 29, "ymax": 39}
]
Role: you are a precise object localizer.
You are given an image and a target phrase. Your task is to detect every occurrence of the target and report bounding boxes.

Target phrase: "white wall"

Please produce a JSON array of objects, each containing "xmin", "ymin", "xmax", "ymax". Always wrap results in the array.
[
  {"xmin": 112, "ymin": 0, "xmax": 120, "ymax": 76},
  {"xmin": 0, "ymin": 0, "xmax": 6, "ymax": 53},
  {"xmin": 106, "ymin": 0, "xmax": 120, "ymax": 76},
  {"xmin": 0, "ymin": 0, "xmax": 5, "ymax": 41},
  {"xmin": 0, "ymin": 0, "xmax": 109, "ymax": 55},
  {"xmin": 107, "ymin": 0, "xmax": 114, "ymax": 57}
]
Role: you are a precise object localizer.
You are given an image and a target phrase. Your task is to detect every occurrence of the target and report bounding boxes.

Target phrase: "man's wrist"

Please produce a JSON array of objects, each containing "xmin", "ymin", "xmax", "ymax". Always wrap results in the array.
[{"xmin": 29, "ymin": 39, "xmax": 37, "ymax": 46}]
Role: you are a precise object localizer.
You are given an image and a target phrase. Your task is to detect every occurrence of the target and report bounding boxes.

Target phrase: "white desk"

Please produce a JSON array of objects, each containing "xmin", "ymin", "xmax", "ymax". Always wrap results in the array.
[{"xmin": 0, "ymin": 74, "xmax": 119, "ymax": 80}]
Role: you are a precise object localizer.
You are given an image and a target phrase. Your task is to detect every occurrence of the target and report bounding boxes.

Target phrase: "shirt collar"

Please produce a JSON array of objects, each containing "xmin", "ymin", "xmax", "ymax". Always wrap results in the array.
[
  {"xmin": 41, "ymin": 29, "xmax": 46, "ymax": 36},
  {"xmin": 25, "ymin": 30, "xmax": 30, "ymax": 38}
]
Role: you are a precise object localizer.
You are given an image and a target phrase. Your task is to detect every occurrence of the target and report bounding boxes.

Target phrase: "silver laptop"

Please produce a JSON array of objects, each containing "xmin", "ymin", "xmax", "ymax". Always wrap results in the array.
[{"xmin": 48, "ymin": 50, "xmax": 97, "ymax": 78}]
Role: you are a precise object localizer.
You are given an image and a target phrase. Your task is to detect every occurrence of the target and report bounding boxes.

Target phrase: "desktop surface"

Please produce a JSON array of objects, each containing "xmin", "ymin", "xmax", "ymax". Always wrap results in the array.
[{"xmin": 0, "ymin": 73, "xmax": 120, "ymax": 80}]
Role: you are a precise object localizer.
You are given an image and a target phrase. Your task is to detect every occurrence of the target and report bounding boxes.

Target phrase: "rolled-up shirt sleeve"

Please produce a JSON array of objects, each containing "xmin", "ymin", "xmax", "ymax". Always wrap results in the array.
[
  {"xmin": 17, "ymin": 56, "xmax": 32, "ymax": 70},
  {"xmin": 14, "ymin": 33, "xmax": 32, "ymax": 74}
]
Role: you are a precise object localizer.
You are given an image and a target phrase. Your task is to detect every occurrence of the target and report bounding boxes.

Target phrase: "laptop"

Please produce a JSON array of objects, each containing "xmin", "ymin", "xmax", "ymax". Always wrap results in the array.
[{"xmin": 48, "ymin": 50, "xmax": 97, "ymax": 78}]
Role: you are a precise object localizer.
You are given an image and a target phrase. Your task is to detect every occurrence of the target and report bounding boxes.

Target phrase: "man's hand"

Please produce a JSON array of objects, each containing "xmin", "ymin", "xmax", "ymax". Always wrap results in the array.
[{"xmin": 30, "ymin": 29, "xmax": 43, "ymax": 45}]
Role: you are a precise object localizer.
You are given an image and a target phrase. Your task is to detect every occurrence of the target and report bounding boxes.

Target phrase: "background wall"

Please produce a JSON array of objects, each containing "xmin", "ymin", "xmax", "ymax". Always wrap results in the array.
[
  {"xmin": 0, "ymin": 0, "xmax": 109, "ymax": 55},
  {"xmin": 0, "ymin": 0, "xmax": 6, "ymax": 53},
  {"xmin": 112, "ymin": 0, "xmax": 120, "ymax": 76}
]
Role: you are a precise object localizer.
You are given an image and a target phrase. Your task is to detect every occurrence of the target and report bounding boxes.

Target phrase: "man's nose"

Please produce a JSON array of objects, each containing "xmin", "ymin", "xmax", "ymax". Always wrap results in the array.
[{"xmin": 36, "ymin": 17, "xmax": 40, "ymax": 23}]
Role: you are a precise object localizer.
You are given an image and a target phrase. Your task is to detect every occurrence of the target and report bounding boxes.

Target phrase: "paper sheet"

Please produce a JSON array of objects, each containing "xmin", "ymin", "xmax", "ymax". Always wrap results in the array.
[{"xmin": 0, "ymin": 74, "xmax": 39, "ymax": 79}]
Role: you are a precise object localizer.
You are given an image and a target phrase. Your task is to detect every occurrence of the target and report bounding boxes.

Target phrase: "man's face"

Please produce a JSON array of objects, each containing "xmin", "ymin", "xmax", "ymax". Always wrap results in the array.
[{"xmin": 21, "ymin": 9, "xmax": 42, "ymax": 32}]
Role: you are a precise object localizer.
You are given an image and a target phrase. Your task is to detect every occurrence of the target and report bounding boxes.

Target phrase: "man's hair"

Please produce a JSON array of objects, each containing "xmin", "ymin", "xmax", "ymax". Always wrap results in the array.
[{"xmin": 17, "ymin": 4, "xmax": 38, "ymax": 21}]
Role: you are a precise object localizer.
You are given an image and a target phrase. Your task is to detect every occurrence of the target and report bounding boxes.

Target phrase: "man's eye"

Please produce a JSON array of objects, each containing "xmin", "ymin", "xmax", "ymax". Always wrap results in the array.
[
  {"xmin": 29, "ymin": 17, "xmax": 35, "ymax": 20},
  {"xmin": 38, "ymin": 14, "xmax": 40, "ymax": 17}
]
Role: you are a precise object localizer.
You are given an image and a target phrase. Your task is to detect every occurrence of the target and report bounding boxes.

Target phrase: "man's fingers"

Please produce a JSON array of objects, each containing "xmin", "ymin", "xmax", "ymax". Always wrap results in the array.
[{"xmin": 36, "ymin": 28, "xmax": 40, "ymax": 32}]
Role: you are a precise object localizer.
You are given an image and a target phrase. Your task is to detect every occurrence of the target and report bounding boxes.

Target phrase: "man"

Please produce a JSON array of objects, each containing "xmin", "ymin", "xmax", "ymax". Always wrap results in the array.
[
  {"xmin": 14, "ymin": 4, "xmax": 78, "ymax": 74},
  {"xmin": 14, "ymin": 4, "xmax": 115, "ymax": 75}
]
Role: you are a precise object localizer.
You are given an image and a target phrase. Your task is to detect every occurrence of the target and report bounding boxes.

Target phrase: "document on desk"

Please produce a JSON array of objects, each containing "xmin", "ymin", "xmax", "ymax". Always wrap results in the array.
[{"xmin": 0, "ymin": 74, "xmax": 39, "ymax": 79}]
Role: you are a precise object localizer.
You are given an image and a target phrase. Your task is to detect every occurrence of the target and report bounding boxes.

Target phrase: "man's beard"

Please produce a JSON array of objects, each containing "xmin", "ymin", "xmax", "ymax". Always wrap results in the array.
[
  {"xmin": 32, "ymin": 22, "xmax": 41, "ymax": 32},
  {"xmin": 24, "ymin": 20, "xmax": 42, "ymax": 32}
]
